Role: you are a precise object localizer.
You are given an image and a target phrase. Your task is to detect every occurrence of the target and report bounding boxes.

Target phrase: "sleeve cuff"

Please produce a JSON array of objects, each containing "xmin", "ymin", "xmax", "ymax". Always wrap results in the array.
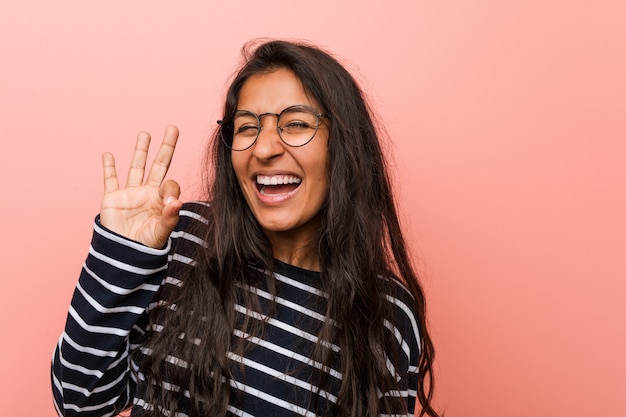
[{"xmin": 94, "ymin": 215, "xmax": 172, "ymax": 256}]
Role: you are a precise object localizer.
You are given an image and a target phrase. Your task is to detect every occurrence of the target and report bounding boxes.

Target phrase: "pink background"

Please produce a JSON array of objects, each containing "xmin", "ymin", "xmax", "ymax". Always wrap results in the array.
[{"xmin": 1, "ymin": 1, "xmax": 625, "ymax": 415}]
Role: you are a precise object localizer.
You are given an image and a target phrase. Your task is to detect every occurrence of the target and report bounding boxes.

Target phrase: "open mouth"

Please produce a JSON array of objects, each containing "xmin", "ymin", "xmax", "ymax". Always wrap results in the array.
[{"xmin": 256, "ymin": 175, "xmax": 302, "ymax": 195}]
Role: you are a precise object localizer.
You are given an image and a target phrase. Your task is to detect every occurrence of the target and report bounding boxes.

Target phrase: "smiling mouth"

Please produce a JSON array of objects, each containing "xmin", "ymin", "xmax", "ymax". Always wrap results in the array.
[{"xmin": 256, "ymin": 175, "xmax": 302, "ymax": 195}]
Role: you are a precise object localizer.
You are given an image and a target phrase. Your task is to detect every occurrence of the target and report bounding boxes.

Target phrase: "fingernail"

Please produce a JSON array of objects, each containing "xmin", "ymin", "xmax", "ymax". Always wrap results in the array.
[{"xmin": 166, "ymin": 196, "xmax": 175, "ymax": 205}]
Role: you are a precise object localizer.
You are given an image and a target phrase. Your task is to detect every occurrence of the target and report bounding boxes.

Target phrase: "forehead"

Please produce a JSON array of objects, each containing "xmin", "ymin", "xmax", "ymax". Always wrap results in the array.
[{"xmin": 237, "ymin": 68, "xmax": 319, "ymax": 113}]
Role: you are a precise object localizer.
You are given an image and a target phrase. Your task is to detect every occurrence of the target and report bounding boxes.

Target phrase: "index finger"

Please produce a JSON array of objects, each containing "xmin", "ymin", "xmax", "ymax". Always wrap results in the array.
[
  {"xmin": 102, "ymin": 152, "xmax": 119, "ymax": 194},
  {"xmin": 146, "ymin": 125, "xmax": 179, "ymax": 187}
]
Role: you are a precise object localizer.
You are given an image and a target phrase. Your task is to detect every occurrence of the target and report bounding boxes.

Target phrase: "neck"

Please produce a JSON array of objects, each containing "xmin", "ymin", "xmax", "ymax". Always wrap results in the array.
[{"xmin": 265, "ymin": 231, "xmax": 321, "ymax": 271}]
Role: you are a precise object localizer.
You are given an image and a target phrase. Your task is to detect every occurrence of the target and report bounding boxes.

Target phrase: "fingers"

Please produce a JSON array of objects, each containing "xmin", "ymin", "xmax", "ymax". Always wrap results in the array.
[
  {"xmin": 161, "ymin": 197, "xmax": 183, "ymax": 229},
  {"xmin": 161, "ymin": 179, "xmax": 182, "ymax": 230},
  {"xmin": 155, "ymin": 180, "xmax": 183, "ymax": 246},
  {"xmin": 146, "ymin": 125, "xmax": 179, "ymax": 187},
  {"xmin": 154, "ymin": 201, "xmax": 182, "ymax": 248},
  {"xmin": 126, "ymin": 131, "xmax": 151, "ymax": 187},
  {"xmin": 102, "ymin": 152, "xmax": 119, "ymax": 194},
  {"xmin": 161, "ymin": 179, "xmax": 181, "ymax": 205}
]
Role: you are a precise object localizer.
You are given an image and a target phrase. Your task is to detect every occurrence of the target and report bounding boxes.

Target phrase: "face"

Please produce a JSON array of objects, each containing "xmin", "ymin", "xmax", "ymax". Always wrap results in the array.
[{"xmin": 231, "ymin": 68, "xmax": 329, "ymax": 249}]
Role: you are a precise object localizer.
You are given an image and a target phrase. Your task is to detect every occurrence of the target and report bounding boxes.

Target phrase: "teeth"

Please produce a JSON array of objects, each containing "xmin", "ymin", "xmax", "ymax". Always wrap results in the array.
[{"xmin": 256, "ymin": 175, "xmax": 302, "ymax": 186}]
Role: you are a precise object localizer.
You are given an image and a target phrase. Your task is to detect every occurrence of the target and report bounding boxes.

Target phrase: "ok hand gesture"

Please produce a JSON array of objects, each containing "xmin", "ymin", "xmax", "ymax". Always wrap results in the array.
[{"xmin": 100, "ymin": 126, "xmax": 183, "ymax": 249}]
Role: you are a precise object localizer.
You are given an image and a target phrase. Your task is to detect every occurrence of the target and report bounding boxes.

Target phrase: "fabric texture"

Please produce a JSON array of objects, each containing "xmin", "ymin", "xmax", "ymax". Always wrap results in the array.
[{"xmin": 52, "ymin": 202, "xmax": 421, "ymax": 417}]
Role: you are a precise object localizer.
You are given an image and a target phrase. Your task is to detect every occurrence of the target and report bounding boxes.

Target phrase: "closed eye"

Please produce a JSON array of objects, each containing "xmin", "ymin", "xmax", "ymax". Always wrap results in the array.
[
  {"xmin": 282, "ymin": 121, "xmax": 312, "ymax": 131},
  {"xmin": 236, "ymin": 125, "xmax": 260, "ymax": 136}
]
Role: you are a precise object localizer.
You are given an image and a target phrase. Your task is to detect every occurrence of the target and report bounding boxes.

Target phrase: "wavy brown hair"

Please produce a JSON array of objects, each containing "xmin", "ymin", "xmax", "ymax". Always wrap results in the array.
[{"xmin": 136, "ymin": 40, "xmax": 439, "ymax": 417}]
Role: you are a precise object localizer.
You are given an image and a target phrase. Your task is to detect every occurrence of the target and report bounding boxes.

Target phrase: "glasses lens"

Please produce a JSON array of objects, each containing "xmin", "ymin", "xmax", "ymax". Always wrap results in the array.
[
  {"xmin": 278, "ymin": 106, "xmax": 319, "ymax": 147},
  {"xmin": 226, "ymin": 111, "xmax": 260, "ymax": 151}
]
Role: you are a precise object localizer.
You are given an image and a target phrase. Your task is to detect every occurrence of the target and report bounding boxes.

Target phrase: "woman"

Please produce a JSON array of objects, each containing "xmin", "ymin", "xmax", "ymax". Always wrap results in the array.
[{"xmin": 52, "ymin": 40, "xmax": 439, "ymax": 417}]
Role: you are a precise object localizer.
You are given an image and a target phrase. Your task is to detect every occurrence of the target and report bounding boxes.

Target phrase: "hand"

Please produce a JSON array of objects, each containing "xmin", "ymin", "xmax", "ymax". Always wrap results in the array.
[{"xmin": 100, "ymin": 125, "xmax": 183, "ymax": 249}]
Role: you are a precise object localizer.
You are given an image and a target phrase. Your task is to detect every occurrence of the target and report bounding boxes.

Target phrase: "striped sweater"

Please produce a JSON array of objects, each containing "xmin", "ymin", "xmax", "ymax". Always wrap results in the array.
[{"xmin": 52, "ymin": 202, "xmax": 421, "ymax": 417}]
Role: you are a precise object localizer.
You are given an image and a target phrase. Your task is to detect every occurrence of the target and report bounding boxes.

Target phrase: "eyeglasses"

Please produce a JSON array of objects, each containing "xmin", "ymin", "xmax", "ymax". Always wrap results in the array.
[{"xmin": 218, "ymin": 105, "xmax": 327, "ymax": 151}]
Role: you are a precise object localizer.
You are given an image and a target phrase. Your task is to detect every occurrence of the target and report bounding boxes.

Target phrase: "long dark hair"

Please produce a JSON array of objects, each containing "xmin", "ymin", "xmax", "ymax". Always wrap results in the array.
[{"xmin": 137, "ymin": 40, "xmax": 439, "ymax": 417}]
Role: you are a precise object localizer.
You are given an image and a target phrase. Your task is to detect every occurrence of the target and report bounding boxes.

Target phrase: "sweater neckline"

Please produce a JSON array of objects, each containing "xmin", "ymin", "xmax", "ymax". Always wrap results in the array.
[{"xmin": 273, "ymin": 258, "xmax": 321, "ymax": 281}]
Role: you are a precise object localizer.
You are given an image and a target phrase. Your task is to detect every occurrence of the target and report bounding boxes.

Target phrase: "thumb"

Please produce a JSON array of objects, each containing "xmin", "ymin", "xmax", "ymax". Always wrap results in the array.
[
  {"xmin": 162, "ymin": 179, "xmax": 181, "ymax": 204},
  {"xmin": 161, "ymin": 179, "xmax": 182, "ymax": 223},
  {"xmin": 154, "ymin": 180, "xmax": 182, "ymax": 246}
]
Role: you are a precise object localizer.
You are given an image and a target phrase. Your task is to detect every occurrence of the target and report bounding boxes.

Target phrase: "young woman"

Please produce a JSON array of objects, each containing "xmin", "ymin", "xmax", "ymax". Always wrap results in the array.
[{"xmin": 52, "ymin": 40, "xmax": 439, "ymax": 417}]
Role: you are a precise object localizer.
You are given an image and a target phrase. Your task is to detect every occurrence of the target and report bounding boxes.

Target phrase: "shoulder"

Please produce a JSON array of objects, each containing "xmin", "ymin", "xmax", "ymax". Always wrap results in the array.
[
  {"xmin": 380, "ymin": 275, "xmax": 423, "ymax": 355},
  {"xmin": 381, "ymin": 275, "xmax": 418, "ymax": 311},
  {"xmin": 175, "ymin": 201, "xmax": 212, "ymax": 231},
  {"xmin": 168, "ymin": 201, "xmax": 212, "ymax": 257}
]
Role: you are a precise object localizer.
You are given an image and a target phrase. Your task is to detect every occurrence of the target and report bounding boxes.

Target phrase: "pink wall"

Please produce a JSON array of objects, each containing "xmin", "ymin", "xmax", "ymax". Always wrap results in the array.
[{"xmin": 1, "ymin": 1, "xmax": 624, "ymax": 415}]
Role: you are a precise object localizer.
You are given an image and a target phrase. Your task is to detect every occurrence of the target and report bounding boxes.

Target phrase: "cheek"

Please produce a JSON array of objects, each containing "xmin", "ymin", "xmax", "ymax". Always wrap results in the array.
[
  {"xmin": 230, "ymin": 157, "xmax": 252, "ymax": 201},
  {"xmin": 231, "ymin": 154, "xmax": 246, "ymax": 181},
  {"xmin": 310, "ymin": 157, "xmax": 330, "ymax": 199}
]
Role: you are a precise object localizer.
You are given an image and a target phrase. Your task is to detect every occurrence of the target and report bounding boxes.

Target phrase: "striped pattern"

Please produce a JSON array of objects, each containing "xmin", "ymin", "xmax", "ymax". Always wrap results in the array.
[{"xmin": 52, "ymin": 203, "xmax": 421, "ymax": 416}]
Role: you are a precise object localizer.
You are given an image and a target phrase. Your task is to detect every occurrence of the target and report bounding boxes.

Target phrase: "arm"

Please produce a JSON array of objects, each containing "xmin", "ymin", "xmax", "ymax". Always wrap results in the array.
[
  {"xmin": 52, "ymin": 220, "xmax": 170, "ymax": 417},
  {"xmin": 51, "ymin": 126, "xmax": 183, "ymax": 416},
  {"xmin": 383, "ymin": 284, "xmax": 423, "ymax": 417}
]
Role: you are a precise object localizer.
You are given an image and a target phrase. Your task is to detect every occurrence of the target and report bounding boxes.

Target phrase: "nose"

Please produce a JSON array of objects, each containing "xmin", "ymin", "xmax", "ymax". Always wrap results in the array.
[{"xmin": 251, "ymin": 115, "xmax": 284, "ymax": 160}]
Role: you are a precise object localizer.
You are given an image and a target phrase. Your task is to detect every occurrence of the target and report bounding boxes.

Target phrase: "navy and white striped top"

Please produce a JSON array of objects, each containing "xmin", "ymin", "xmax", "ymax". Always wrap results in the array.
[{"xmin": 52, "ymin": 202, "xmax": 421, "ymax": 416}]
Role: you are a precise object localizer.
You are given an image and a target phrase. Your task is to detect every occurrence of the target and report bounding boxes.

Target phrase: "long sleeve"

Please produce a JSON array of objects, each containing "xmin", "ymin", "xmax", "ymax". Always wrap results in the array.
[
  {"xmin": 52, "ymin": 219, "xmax": 171, "ymax": 417},
  {"xmin": 381, "ymin": 282, "xmax": 423, "ymax": 417}
]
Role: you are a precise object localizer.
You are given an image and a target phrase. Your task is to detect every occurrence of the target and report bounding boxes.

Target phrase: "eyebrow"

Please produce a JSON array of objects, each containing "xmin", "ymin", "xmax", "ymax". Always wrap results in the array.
[{"xmin": 234, "ymin": 104, "xmax": 322, "ymax": 116}]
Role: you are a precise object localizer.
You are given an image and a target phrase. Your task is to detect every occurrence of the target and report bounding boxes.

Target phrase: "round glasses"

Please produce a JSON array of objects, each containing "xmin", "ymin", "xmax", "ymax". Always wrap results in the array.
[{"xmin": 218, "ymin": 105, "xmax": 327, "ymax": 151}]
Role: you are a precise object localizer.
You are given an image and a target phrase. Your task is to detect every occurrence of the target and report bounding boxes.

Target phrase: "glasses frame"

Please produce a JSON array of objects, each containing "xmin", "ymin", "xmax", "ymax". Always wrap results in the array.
[{"xmin": 218, "ymin": 104, "xmax": 328, "ymax": 151}]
